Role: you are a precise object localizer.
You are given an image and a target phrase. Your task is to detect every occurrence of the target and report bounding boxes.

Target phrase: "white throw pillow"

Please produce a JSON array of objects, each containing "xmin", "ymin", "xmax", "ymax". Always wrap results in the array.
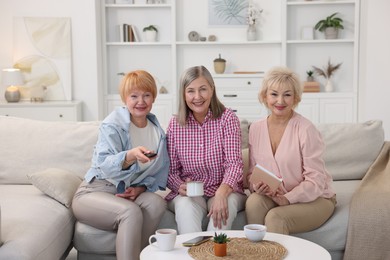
[{"xmin": 27, "ymin": 168, "xmax": 82, "ymax": 208}]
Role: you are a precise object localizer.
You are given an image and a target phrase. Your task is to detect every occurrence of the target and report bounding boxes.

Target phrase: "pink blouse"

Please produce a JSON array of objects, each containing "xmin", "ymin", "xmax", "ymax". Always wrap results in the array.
[{"xmin": 248, "ymin": 112, "xmax": 335, "ymax": 204}]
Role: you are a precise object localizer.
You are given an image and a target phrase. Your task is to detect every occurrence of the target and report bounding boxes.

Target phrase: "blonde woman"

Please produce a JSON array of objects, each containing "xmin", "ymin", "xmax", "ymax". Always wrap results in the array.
[{"xmin": 246, "ymin": 66, "xmax": 336, "ymax": 234}]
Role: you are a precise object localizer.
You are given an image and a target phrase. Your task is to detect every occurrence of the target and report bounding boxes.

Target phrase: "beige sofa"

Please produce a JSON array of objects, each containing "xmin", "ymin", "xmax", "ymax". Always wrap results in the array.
[
  {"xmin": 0, "ymin": 116, "xmax": 99, "ymax": 260},
  {"xmin": 0, "ymin": 115, "xmax": 386, "ymax": 260}
]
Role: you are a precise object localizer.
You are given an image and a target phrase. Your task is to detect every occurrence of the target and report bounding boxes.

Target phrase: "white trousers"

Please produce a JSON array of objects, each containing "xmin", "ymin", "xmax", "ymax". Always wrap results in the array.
[{"xmin": 168, "ymin": 192, "xmax": 246, "ymax": 234}]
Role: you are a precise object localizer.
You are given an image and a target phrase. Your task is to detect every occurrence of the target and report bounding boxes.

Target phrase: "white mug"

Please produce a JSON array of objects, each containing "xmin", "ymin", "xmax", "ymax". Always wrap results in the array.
[
  {"xmin": 187, "ymin": 181, "xmax": 204, "ymax": 197},
  {"xmin": 148, "ymin": 228, "xmax": 177, "ymax": 251}
]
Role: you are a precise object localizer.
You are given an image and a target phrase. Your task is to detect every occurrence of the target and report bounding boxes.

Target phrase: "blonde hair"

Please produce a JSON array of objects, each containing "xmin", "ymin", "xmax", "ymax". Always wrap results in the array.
[
  {"xmin": 177, "ymin": 66, "xmax": 225, "ymax": 126},
  {"xmin": 119, "ymin": 70, "xmax": 157, "ymax": 104},
  {"xmin": 258, "ymin": 66, "xmax": 302, "ymax": 109}
]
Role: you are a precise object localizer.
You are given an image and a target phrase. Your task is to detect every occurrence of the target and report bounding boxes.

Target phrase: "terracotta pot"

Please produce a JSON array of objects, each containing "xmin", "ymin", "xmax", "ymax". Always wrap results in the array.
[{"xmin": 214, "ymin": 242, "xmax": 227, "ymax": 257}]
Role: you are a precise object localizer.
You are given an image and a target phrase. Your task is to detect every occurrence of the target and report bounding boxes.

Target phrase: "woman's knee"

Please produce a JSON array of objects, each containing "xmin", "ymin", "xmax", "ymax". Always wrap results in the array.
[
  {"xmin": 264, "ymin": 209, "xmax": 288, "ymax": 234},
  {"xmin": 137, "ymin": 192, "xmax": 167, "ymax": 216}
]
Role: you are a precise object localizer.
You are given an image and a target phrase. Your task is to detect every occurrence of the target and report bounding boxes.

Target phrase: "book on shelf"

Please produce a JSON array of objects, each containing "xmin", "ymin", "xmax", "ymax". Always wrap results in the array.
[
  {"xmin": 303, "ymin": 81, "xmax": 320, "ymax": 92},
  {"xmin": 131, "ymin": 25, "xmax": 140, "ymax": 42},
  {"xmin": 119, "ymin": 24, "xmax": 136, "ymax": 42},
  {"xmin": 249, "ymin": 164, "xmax": 283, "ymax": 192}
]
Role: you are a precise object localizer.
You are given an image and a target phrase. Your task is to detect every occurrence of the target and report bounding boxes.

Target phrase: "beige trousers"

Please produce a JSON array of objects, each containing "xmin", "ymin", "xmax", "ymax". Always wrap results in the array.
[
  {"xmin": 245, "ymin": 193, "xmax": 336, "ymax": 234},
  {"xmin": 72, "ymin": 179, "xmax": 166, "ymax": 260}
]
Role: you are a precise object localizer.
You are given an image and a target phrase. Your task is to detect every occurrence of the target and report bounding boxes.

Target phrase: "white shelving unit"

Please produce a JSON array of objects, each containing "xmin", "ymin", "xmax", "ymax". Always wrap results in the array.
[
  {"xmin": 286, "ymin": 0, "xmax": 359, "ymax": 123},
  {"xmin": 98, "ymin": 0, "xmax": 360, "ymax": 127}
]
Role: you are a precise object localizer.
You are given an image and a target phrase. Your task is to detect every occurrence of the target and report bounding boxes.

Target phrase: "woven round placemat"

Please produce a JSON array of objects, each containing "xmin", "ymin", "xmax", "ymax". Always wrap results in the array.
[{"xmin": 188, "ymin": 238, "xmax": 287, "ymax": 260}]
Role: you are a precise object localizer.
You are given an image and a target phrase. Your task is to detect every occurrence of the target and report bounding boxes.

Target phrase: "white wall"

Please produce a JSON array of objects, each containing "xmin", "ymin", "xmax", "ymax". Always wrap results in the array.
[
  {"xmin": 0, "ymin": 0, "xmax": 101, "ymax": 121},
  {"xmin": 359, "ymin": 0, "xmax": 390, "ymax": 139},
  {"xmin": 0, "ymin": 0, "xmax": 389, "ymax": 139}
]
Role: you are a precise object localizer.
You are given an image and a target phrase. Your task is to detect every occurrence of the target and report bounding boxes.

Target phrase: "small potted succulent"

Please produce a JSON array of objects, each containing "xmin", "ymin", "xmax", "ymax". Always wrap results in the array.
[
  {"xmin": 143, "ymin": 25, "xmax": 158, "ymax": 42},
  {"xmin": 306, "ymin": 70, "xmax": 314, "ymax": 82},
  {"xmin": 314, "ymin": 12, "xmax": 344, "ymax": 39},
  {"xmin": 213, "ymin": 232, "xmax": 230, "ymax": 257},
  {"xmin": 303, "ymin": 70, "xmax": 320, "ymax": 92}
]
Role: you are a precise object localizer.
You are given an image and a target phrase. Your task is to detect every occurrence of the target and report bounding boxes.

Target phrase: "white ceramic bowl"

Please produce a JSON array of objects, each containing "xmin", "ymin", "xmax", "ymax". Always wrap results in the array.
[{"xmin": 244, "ymin": 224, "xmax": 267, "ymax": 242}]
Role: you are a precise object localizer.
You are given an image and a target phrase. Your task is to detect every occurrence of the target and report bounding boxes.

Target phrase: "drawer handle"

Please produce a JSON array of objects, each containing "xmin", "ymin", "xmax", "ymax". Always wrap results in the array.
[
  {"xmin": 59, "ymin": 114, "xmax": 63, "ymax": 118},
  {"xmin": 224, "ymin": 94, "xmax": 237, "ymax": 98},
  {"xmin": 247, "ymin": 81, "xmax": 252, "ymax": 85},
  {"xmin": 232, "ymin": 110, "xmax": 238, "ymax": 113}
]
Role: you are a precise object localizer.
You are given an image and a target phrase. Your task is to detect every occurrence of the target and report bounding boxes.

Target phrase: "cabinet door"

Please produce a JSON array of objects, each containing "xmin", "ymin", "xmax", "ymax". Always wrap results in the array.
[
  {"xmin": 296, "ymin": 99, "xmax": 319, "ymax": 124},
  {"xmin": 320, "ymin": 98, "xmax": 354, "ymax": 123}
]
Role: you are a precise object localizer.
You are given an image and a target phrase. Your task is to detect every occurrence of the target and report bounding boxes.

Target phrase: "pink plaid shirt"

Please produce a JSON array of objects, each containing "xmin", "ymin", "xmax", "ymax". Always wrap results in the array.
[{"xmin": 165, "ymin": 108, "xmax": 244, "ymax": 201}]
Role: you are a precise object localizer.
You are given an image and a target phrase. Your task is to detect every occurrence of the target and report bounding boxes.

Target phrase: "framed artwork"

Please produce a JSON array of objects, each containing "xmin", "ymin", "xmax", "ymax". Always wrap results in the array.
[
  {"xmin": 301, "ymin": 26, "xmax": 314, "ymax": 40},
  {"xmin": 208, "ymin": 0, "xmax": 249, "ymax": 26},
  {"xmin": 13, "ymin": 17, "xmax": 72, "ymax": 101}
]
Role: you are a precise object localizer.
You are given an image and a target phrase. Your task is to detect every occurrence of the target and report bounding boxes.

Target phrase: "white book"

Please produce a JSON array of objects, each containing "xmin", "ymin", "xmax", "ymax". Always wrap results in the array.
[
  {"xmin": 131, "ymin": 25, "xmax": 140, "ymax": 42},
  {"xmin": 249, "ymin": 164, "xmax": 283, "ymax": 192},
  {"xmin": 118, "ymin": 24, "xmax": 125, "ymax": 42}
]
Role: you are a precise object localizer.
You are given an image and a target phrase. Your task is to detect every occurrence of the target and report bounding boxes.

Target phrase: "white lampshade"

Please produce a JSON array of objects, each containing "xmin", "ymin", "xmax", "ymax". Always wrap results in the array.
[
  {"xmin": 2, "ymin": 68, "xmax": 24, "ymax": 86},
  {"xmin": 2, "ymin": 68, "xmax": 24, "ymax": 102}
]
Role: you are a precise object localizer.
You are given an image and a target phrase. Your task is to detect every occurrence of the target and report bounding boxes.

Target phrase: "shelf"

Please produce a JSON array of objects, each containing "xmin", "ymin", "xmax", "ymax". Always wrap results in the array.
[
  {"xmin": 287, "ymin": 1, "xmax": 355, "ymax": 6},
  {"xmin": 106, "ymin": 42, "xmax": 171, "ymax": 46},
  {"xmin": 287, "ymin": 39, "xmax": 354, "ymax": 44},
  {"xmin": 105, "ymin": 4, "xmax": 171, "ymax": 8},
  {"xmin": 176, "ymin": 40, "xmax": 282, "ymax": 46}
]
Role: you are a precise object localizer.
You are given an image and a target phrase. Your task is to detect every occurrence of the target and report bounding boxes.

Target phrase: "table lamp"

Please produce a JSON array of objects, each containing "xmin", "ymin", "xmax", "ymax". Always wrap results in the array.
[{"xmin": 2, "ymin": 68, "xmax": 23, "ymax": 102}]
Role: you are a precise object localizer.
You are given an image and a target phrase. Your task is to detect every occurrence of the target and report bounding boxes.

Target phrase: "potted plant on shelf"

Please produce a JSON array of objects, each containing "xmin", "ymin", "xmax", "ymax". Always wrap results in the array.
[
  {"xmin": 303, "ymin": 70, "xmax": 320, "ymax": 92},
  {"xmin": 314, "ymin": 12, "xmax": 344, "ymax": 39},
  {"xmin": 312, "ymin": 59, "xmax": 342, "ymax": 92},
  {"xmin": 213, "ymin": 232, "xmax": 230, "ymax": 257},
  {"xmin": 143, "ymin": 25, "xmax": 158, "ymax": 42}
]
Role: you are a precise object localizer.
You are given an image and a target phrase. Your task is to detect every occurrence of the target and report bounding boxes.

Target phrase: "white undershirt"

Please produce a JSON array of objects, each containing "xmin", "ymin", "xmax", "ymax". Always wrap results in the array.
[{"xmin": 130, "ymin": 119, "xmax": 159, "ymax": 171}]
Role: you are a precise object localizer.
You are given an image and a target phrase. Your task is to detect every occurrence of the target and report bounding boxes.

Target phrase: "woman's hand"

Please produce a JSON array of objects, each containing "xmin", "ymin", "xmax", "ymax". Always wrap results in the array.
[
  {"xmin": 116, "ymin": 186, "xmax": 146, "ymax": 201},
  {"xmin": 252, "ymin": 181, "xmax": 274, "ymax": 196},
  {"xmin": 271, "ymin": 195, "xmax": 290, "ymax": 206},
  {"xmin": 178, "ymin": 178, "xmax": 191, "ymax": 196},
  {"xmin": 123, "ymin": 146, "xmax": 157, "ymax": 167},
  {"xmin": 207, "ymin": 184, "xmax": 232, "ymax": 229}
]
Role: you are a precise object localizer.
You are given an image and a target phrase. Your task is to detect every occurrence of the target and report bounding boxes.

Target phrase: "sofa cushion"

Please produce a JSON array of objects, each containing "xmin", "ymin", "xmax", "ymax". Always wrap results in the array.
[
  {"xmin": 0, "ymin": 116, "xmax": 100, "ymax": 184},
  {"xmin": 317, "ymin": 120, "xmax": 384, "ymax": 180},
  {"xmin": 293, "ymin": 180, "xmax": 361, "ymax": 253},
  {"xmin": 27, "ymin": 168, "xmax": 82, "ymax": 208},
  {"xmin": 0, "ymin": 185, "xmax": 75, "ymax": 259}
]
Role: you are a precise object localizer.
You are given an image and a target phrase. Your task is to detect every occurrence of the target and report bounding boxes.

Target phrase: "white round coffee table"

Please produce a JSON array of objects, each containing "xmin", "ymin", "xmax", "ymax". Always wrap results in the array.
[{"xmin": 141, "ymin": 230, "xmax": 330, "ymax": 259}]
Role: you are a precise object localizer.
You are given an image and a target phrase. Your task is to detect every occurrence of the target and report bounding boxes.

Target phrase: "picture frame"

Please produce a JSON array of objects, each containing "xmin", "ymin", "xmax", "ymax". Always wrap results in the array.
[
  {"xmin": 208, "ymin": 0, "xmax": 249, "ymax": 26},
  {"xmin": 301, "ymin": 26, "xmax": 314, "ymax": 40}
]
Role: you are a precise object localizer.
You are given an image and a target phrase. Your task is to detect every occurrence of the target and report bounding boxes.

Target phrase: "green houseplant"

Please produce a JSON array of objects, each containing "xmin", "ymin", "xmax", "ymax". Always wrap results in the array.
[
  {"xmin": 314, "ymin": 12, "xmax": 344, "ymax": 39},
  {"xmin": 143, "ymin": 25, "xmax": 158, "ymax": 42},
  {"xmin": 213, "ymin": 232, "xmax": 230, "ymax": 257}
]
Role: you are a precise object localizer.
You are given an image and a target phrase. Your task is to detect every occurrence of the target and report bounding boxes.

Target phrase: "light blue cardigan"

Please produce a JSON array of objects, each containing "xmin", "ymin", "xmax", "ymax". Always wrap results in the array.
[{"xmin": 85, "ymin": 106, "xmax": 169, "ymax": 192}]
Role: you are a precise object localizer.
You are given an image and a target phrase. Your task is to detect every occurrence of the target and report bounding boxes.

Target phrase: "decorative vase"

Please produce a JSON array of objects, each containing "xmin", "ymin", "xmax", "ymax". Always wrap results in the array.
[
  {"xmin": 213, "ymin": 54, "xmax": 226, "ymax": 74},
  {"xmin": 214, "ymin": 242, "xmax": 227, "ymax": 257},
  {"xmin": 247, "ymin": 24, "xmax": 257, "ymax": 41},
  {"xmin": 325, "ymin": 79, "xmax": 334, "ymax": 92}
]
